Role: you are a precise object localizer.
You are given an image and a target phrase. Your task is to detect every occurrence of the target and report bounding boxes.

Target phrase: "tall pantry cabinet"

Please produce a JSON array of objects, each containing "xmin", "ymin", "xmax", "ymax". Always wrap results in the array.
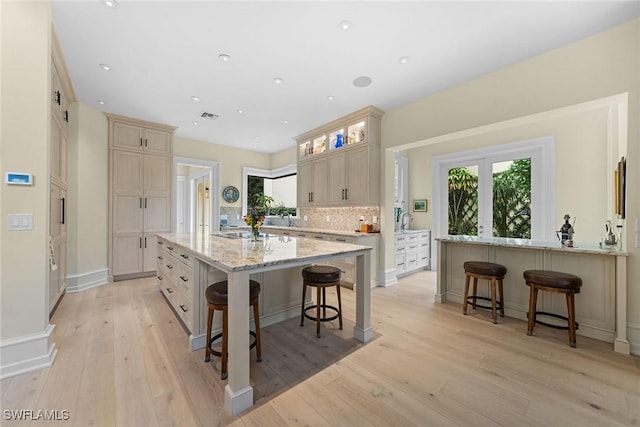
[
  {"xmin": 49, "ymin": 33, "xmax": 75, "ymax": 313},
  {"xmin": 107, "ymin": 114, "xmax": 175, "ymax": 281}
]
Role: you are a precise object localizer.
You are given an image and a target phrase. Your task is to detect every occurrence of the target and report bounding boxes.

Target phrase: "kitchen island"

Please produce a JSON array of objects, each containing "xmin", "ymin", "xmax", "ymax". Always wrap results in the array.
[
  {"xmin": 156, "ymin": 231, "xmax": 373, "ymax": 415},
  {"xmin": 436, "ymin": 236, "xmax": 630, "ymax": 354}
]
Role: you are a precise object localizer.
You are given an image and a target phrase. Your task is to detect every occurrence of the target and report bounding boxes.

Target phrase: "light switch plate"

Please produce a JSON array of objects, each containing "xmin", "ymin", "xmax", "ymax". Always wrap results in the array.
[{"xmin": 8, "ymin": 214, "xmax": 33, "ymax": 230}]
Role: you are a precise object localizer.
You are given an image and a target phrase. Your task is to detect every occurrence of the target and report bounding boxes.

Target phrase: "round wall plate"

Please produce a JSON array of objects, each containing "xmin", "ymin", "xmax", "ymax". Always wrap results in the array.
[{"xmin": 222, "ymin": 185, "xmax": 240, "ymax": 203}]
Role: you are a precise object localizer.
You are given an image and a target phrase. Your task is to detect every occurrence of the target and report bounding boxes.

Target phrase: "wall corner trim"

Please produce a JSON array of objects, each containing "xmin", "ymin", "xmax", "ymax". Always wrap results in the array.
[{"xmin": 65, "ymin": 268, "xmax": 109, "ymax": 293}]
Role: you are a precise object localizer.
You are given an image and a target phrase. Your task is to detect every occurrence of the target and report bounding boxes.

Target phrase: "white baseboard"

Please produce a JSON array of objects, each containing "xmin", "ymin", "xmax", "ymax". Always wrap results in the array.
[
  {"xmin": 627, "ymin": 322, "xmax": 640, "ymax": 356},
  {"xmin": 66, "ymin": 268, "xmax": 108, "ymax": 293},
  {"xmin": 377, "ymin": 269, "xmax": 398, "ymax": 287},
  {"xmin": 0, "ymin": 324, "xmax": 57, "ymax": 380}
]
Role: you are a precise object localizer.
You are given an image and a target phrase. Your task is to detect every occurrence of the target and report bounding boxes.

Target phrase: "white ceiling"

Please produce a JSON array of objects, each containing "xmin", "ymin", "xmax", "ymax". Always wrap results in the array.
[{"xmin": 51, "ymin": 1, "xmax": 640, "ymax": 154}]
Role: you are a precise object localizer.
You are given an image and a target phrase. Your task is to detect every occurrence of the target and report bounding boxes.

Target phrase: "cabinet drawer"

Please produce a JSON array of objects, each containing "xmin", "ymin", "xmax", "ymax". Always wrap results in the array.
[
  {"xmin": 177, "ymin": 249, "xmax": 193, "ymax": 268},
  {"xmin": 405, "ymin": 243, "xmax": 420, "ymax": 253},
  {"xmin": 418, "ymin": 233, "xmax": 430, "ymax": 241},
  {"xmin": 395, "ymin": 235, "xmax": 407, "ymax": 245},
  {"xmin": 419, "ymin": 241, "xmax": 430, "ymax": 251},
  {"xmin": 176, "ymin": 263, "xmax": 193, "ymax": 297},
  {"xmin": 406, "ymin": 253, "xmax": 418, "ymax": 270},
  {"xmin": 333, "ymin": 236, "xmax": 356, "ymax": 244},
  {"xmin": 395, "ymin": 254, "xmax": 406, "ymax": 274},
  {"xmin": 175, "ymin": 290, "xmax": 193, "ymax": 330},
  {"xmin": 163, "ymin": 252, "xmax": 179, "ymax": 282},
  {"xmin": 395, "ymin": 244, "xmax": 406, "ymax": 254},
  {"xmin": 418, "ymin": 251, "xmax": 430, "ymax": 268},
  {"xmin": 406, "ymin": 234, "xmax": 420, "ymax": 243}
]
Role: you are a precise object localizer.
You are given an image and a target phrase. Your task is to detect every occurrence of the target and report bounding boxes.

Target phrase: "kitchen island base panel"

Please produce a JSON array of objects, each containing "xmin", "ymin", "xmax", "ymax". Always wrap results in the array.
[{"xmin": 225, "ymin": 384, "xmax": 253, "ymax": 416}]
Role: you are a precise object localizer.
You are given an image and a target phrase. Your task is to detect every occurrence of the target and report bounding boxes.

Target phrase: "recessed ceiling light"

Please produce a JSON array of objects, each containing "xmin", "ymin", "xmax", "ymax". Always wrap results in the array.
[
  {"xmin": 192, "ymin": 96, "xmax": 200, "ymax": 101},
  {"xmin": 218, "ymin": 54, "xmax": 231, "ymax": 62},
  {"xmin": 255, "ymin": 136, "xmax": 260, "ymax": 139},
  {"xmin": 398, "ymin": 56, "xmax": 409, "ymax": 64},
  {"xmin": 273, "ymin": 77, "xmax": 284, "ymax": 85},
  {"xmin": 283, "ymin": 120, "xmax": 289, "ymax": 124},
  {"xmin": 327, "ymin": 95, "xmax": 334, "ymax": 101},
  {"xmin": 353, "ymin": 76, "xmax": 372, "ymax": 87},
  {"xmin": 338, "ymin": 20, "xmax": 352, "ymax": 31},
  {"xmin": 97, "ymin": 100, "xmax": 105, "ymax": 105},
  {"xmin": 98, "ymin": 63, "xmax": 111, "ymax": 71},
  {"xmin": 193, "ymin": 122, "xmax": 199, "ymax": 126},
  {"xmin": 237, "ymin": 109, "xmax": 244, "ymax": 114},
  {"xmin": 102, "ymin": 0, "xmax": 118, "ymax": 8}
]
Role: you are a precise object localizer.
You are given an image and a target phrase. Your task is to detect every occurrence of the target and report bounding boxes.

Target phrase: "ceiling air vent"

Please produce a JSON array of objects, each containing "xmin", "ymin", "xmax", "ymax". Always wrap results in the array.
[{"xmin": 200, "ymin": 111, "xmax": 219, "ymax": 120}]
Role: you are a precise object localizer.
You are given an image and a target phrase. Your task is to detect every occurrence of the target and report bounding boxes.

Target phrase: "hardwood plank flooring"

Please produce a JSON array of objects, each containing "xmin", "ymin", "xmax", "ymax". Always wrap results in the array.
[{"xmin": 1, "ymin": 271, "xmax": 638, "ymax": 426}]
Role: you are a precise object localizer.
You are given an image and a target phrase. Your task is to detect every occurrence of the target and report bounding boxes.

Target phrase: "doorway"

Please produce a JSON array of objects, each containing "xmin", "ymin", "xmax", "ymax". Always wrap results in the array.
[{"xmin": 173, "ymin": 157, "xmax": 220, "ymax": 234}]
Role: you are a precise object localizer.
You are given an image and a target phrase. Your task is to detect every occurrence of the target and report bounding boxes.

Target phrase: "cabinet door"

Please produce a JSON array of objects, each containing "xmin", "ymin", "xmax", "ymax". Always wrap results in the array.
[
  {"xmin": 50, "ymin": 119, "xmax": 61, "ymax": 181},
  {"xmin": 144, "ymin": 195, "xmax": 171, "ymax": 232},
  {"xmin": 113, "ymin": 122, "xmax": 144, "ymax": 151},
  {"xmin": 345, "ymin": 147, "xmax": 369, "ymax": 205},
  {"xmin": 142, "ymin": 233, "xmax": 158, "ymax": 273},
  {"xmin": 113, "ymin": 195, "xmax": 143, "ymax": 233},
  {"xmin": 143, "ymin": 128, "xmax": 172, "ymax": 155},
  {"xmin": 50, "ymin": 184, "xmax": 61, "ymax": 239},
  {"xmin": 113, "ymin": 151, "xmax": 143, "ymax": 194},
  {"xmin": 113, "ymin": 235, "xmax": 143, "ymax": 275},
  {"xmin": 328, "ymin": 154, "xmax": 346, "ymax": 205},
  {"xmin": 143, "ymin": 155, "xmax": 171, "ymax": 196},
  {"xmin": 297, "ymin": 161, "xmax": 313, "ymax": 207},
  {"xmin": 59, "ymin": 188, "xmax": 67, "ymax": 238},
  {"xmin": 311, "ymin": 158, "xmax": 328, "ymax": 204}
]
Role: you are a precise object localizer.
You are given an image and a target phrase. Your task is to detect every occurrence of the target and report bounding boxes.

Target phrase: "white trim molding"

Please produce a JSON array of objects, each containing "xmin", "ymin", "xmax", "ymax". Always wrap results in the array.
[
  {"xmin": 377, "ymin": 268, "xmax": 399, "ymax": 287},
  {"xmin": 65, "ymin": 268, "xmax": 109, "ymax": 293},
  {"xmin": 0, "ymin": 324, "xmax": 57, "ymax": 380},
  {"xmin": 627, "ymin": 322, "xmax": 640, "ymax": 356}
]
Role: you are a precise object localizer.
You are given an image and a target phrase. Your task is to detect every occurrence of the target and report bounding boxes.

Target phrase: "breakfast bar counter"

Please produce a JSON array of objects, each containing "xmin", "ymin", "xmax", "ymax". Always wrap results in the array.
[
  {"xmin": 156, "ymin": 232, "xmax": 373, "ymax": 415},
  {"xmin": 436, "ymin": 236, "xmax": 630, "ymax": 354}
]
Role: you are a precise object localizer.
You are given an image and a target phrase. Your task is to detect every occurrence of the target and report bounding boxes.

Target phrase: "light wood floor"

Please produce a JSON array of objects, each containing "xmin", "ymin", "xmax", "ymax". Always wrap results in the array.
[{"xmin": 1, "ymin": 271, "xmax": 639, "ymax": 426}]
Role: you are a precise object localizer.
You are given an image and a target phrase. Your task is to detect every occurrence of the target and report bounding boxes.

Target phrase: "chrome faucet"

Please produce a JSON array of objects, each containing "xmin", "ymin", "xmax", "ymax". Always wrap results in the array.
[
  {"xmin": 283, "ymin": 211, "xmax": 292, "ymax": 227},
  {"xmin": 400, "ymin": 212, "xmax": 411, "ymax": 230}
]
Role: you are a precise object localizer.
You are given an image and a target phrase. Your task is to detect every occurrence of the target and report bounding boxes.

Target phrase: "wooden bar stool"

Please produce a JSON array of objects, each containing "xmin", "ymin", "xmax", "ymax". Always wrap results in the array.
[
  {"xmin": 204, "ymin": 279, "xmax": 262, "ymax": 380},
  {"xmin": 300, "ymin": 265, "xmax": 343, "ymax": 338},
  {"xmin": 523, "ymin": 270, "xmax": 582, "ymax": 347},
  {"xmin": 463, "ymin": 261, "xmax": 507, "ymax": 324}
]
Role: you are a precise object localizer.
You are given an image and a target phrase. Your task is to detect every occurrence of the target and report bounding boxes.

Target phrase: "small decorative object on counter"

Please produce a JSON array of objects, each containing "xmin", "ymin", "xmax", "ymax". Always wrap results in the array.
[
  {"xmin": 244, "ymin": 193, "xmax": 273, "ymax": 241},
  {"xmin": 602, "ymin": 220, "xmax": 617, "ymax": 248},
  {"xmin": 348, "ymin": 132, "xmax": 356, "ymax": 144},
  {"xmin": 556, "ymin": 214, "xmax": 575, "ymax": 247}
]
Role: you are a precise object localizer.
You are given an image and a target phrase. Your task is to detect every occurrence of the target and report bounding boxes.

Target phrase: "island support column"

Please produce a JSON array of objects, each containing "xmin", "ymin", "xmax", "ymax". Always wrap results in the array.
[
  {"xmin": 224, "ymin": 270, "xmax": 253, "ymax": 415},
  {"xmin": 615, "ymin": 255, "xmax": 630, "ymax": 354},
  {"xmin": 353, "ymin": 251, "xmax": 374, "ymax": 343}
]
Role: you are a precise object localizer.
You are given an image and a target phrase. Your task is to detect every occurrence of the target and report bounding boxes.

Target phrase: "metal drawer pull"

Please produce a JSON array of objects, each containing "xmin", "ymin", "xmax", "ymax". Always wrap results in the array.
[
  {"xmin": 157, "ymin": 256, "xmax": 163, "ymax": 260},
  {"xmin": 166, "ymin": 264, "xmax": 173, "ymax": 269},
  {"xmin": 397, "ymin": 262, "xmax": 404, "ymax": 266},
  {"xmin": 179, "ymin": 276, "xmax": 188, "ymax": 282},
  {"xmin": 180, "ymin": 254, "xmax": 189, "ymax": 260},
  {"xmin": 157, "ymin": 276, "xmax": 162, "ymax": 280},
  {"xmin": 166, "ymin": 287, "xmax": 173, "ymax": 293},
  {"xmin": 179, "ymin": 305, "xmax": 188, "ymax": 313},
  {"xmin": 336, "ymin": 238, "xmax": 346, "ymax": 242}
]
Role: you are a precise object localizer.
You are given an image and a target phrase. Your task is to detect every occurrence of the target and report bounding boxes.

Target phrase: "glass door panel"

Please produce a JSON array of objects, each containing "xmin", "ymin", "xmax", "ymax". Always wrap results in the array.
[
  {"xmin": 492, "ymin": 158, "xmax": 531, "ymax": 238},
  {"xmin": 448, "ymin": 165, "xmax": 478, "ymax": 236}
]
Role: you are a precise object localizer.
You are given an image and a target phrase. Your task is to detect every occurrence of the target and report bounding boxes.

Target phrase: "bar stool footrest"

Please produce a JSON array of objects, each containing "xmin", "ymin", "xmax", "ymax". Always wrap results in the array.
[
  {"xmin": 466, "ymin": 296, "xmax": 503, "ymax": 312},
  {"xmin": 208, "ymin": 330, "xmax": 258, "ymax": 358},
  {"xmin": 304, "ymin": 304, "xmax": 340, "ymax": 323},
  {"xmin": 529, "ymin": 311, "xmax": 579, "ymax": 331}
]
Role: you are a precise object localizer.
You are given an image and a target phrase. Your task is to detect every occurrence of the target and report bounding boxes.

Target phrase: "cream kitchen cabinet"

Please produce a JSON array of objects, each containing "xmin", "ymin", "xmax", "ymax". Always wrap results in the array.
[
  {"xmin": 108, "ymin": 114, "xmax": 175, "ymax": 280},
  {"xmin": 395, "ymin": 230, "xmax": 430, "ymax": 278},
  {"xmin": 49, "ymin": 31, "xmax": 74, "ymax": 313},
  {"xmin": 111, "ymin": 118, "xmax": 172, "ymax": 155},
  {"xmin": 297, "ymin": 157, "xmax": 328, "ymax": 207},
  {"xmin": 296, "ymin": 106, "xmax": 383, "ymax": 208}
]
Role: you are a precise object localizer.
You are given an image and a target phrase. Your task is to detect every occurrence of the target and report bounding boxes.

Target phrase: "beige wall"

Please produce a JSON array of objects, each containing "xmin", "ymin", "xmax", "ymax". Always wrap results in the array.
[
  {"xmin": 381, "ymin": 19, "xmax": 639, "ymax": 335},
  {"xmin": 270, "ymin": 146, "xmax": 296, "ymax": 170},
  {"xmin": 66, "ymin": 102, "xmax": 109, "ymax": 276},
  {"xmin": 0, "ymin": 1, "xmax": 51, "ymax": 339},
  {"xmin": 174, "ymin": 136, "xmax": 272, "ymax": 209}
]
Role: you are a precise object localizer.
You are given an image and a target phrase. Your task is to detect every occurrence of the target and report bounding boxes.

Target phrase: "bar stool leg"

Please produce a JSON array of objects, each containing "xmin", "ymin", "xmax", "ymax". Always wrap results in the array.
[
  {"xmin": 205, "ymin": 305, "xmax": 213, "ymax": 362},
  {"xmin": 316, "ymin": 286, "xmax": 321, "ymax": 338},
  {"xmin": 300, "ymin": 281, "xmax": 307, "ymax": 326},
  {"xmin": 490, "ymin": 278, "xmax": 498, "ymax": 324},
  {"xmin": 322, "ymin": 287, "xmax": 327, "ymax": 319},
  {"xmin": 463, "ymin": 273, "xmax": 470, "ymax": 315},
  {"xmin": 527, "ymin": 285, "xmax": 538, "ymax": 336},
  {"xmin": 567, "ymin": 292, "xmax": 577, "ymax": 348},
  {"xmin": 472, "ymin": 277, "xmax": 478, "ymax": 309},
  {"xmin": 498, "ymin": 279, "xmax": 505, "ymax": 317},
  {"xmin": 253, "ymin": 301, "xmax": 262, "ymax": 361},
  {"xmin": 221, "ymin": 307, "xmax": 228, "ymax": 380},
  {"xmin": 336, "ymin": 281, "xmax": 343, "ymax": 330}
]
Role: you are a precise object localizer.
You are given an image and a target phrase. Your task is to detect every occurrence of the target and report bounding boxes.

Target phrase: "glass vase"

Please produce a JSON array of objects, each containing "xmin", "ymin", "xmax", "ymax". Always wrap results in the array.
[{"xmin": 251, "ymin": 225, "xmax": 260, "ymax": 242}]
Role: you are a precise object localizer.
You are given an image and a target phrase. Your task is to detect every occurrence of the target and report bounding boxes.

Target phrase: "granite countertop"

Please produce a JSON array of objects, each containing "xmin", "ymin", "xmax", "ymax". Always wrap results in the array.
[
  {"xmin": 261, "ymin": 225, "xmax": 380, "ymax": 238},
  {"xmin": 437, "ymin": 235, "xmax": 628, "ymax": 256},
  {"xmin": 157, "ymin": 232, "xmax": 373, "ymax": 272},
  {"xmin": 395, "ymin": 229, "xmax": 430, "ymax": 235}
]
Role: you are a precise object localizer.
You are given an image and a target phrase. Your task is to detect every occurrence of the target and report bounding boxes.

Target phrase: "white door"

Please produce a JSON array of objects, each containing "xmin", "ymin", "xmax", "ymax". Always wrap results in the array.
[{"xmin": 193, "ymin": 175, "xmax": 210, "ymax": 234}]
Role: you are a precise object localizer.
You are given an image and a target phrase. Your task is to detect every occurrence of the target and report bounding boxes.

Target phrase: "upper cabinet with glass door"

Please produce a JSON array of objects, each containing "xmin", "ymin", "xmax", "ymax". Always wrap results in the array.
[{"xmin": 297, "ymin": 106, "xmax": 383, "ymax": 161}]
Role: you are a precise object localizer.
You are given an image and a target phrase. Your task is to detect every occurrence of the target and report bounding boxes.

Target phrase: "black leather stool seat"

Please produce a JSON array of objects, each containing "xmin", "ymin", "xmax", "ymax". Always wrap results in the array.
[
  {"xmin": 302, "ymin": 265, "xmax": 341, "ymax": 283},
  {"xmin": 523, "ymin": 270, "xmax": 582, "ymax": 292},
  {"xmin": 464, "ymin": 261, "xmax": 507, "ymax": 278},
  {"xmin": 205, "ymin": 279, "xmax": 261, "ymax": 305}
]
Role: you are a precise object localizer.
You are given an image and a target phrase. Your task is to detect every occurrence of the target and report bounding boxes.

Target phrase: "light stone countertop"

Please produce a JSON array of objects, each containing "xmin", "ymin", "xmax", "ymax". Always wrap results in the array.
[
  {"xmin": 437, "ymin": 235, "xmax": 628, "ymax": 256},
  {"xmin": 261, "ymin": 225, "xmax": 380, "ymax": 238},
  {"xmin": 157, "ymin": 232, "xmax": 373, "ymax": 272},
  {"xmin": 394, "ymin": 229, "xmax": 431, "ymax": 235}
]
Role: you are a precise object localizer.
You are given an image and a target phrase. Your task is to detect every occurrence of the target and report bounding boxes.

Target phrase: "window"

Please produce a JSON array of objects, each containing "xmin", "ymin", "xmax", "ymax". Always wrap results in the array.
[
  {"xmin": 433, "ymin": 137, "xmax": 555, "ymax": 241},
  {"xmin": 243, "ymin": 165, "xmax": 297, "ymax": 216}
]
